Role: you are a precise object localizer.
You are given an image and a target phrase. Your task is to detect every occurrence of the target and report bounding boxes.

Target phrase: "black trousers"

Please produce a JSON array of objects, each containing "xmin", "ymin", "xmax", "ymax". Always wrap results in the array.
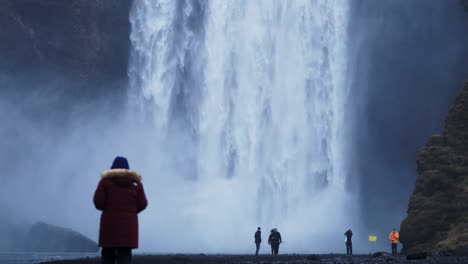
[
  {"xmin": 255, "ymin": 242, "xmax": 260, "ymax": 255},
  {"xmin": 101, "ymin": 247, "xmax": 132, "ymax": 264},
  {"xmin": 271, "ymin": 243, "xmax": 280, "ymax": 255},
  {"xmin": 346, "ymin": 241, "xmax": 352, "ymax": 255},
  {"xmin": 391, "ymin": 243, "xmax": 398, "ymax": 255}
]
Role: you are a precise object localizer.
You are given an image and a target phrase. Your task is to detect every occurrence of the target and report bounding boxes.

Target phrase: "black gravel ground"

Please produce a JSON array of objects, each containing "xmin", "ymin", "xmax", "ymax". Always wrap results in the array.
[{"xmin": 39, "ymin": 253, "xmax": 468, "ymax": 264}]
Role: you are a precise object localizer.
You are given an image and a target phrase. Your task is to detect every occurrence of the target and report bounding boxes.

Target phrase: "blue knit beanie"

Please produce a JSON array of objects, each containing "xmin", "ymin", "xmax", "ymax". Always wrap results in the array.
[{"xmin": 111, "ymin": 156, "xmax": 129, "ymax": 170}]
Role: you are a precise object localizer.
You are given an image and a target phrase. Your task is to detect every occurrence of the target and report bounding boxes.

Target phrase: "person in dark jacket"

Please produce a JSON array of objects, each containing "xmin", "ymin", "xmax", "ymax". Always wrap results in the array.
[
  {"xmin": 93, "ymin": 156, "xmax": 148, "ymax": 264},
  {"xmin": 254, "ymin": 227, "xmax": 262, "ymax": 255},
  {"xmin": 268, "ymin": 228, "xmax": 282, "ymax": 255},
  {"xmin": 344, "ymin": 229, "xmax": 353, "ymax": 255}
]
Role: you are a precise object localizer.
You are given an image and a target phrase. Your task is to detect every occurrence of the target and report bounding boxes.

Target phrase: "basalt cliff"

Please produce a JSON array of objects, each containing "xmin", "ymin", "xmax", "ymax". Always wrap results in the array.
[
  {"xmin": 400, "ymin": 81, "xmax": 468, "ymax": 254},
  {"xmin": 0, "ymin": 0, "xmax": 131, "ymax": 85}
]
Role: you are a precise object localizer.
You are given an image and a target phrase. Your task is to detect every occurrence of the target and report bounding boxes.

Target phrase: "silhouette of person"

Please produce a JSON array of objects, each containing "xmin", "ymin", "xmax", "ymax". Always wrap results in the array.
[
  {"xmin": 344, "ymin": 229, "xmax": 353, "ymax": 255},
  {"xmin": 254, "ymin": 227, "xmax": 261, "ymax": 256},
  {"xmin": 268, "ymin": 228, "xmax": 282, "ymax": 255}
]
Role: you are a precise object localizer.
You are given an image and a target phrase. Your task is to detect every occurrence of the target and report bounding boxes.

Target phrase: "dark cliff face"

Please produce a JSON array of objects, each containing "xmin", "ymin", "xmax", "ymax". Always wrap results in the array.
[
  {"xmin": 0, "ymin": 0, "xmax": 131, "ymax": 86},
  {"xmin": 400, "ymin": 82, "xmax": 468, "ymax": 254},
  {"xmin": 347, "ymin": 0, "xmax": 468, "ymax": 236},
  {"xmin": 0, "ymin": 1, "xmax": 132, "ymax": 249},
  {"xmin": 0, "ymin": 0, "xmax": 132, "ymax": 167},
  {"xmin": 0, "ymin": 0, "xmax": 133, "ymax": 182}
]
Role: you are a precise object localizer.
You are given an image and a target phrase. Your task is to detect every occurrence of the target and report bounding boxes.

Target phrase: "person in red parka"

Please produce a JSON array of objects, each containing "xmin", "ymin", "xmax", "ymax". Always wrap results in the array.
[{"xmin": 93, "ymin": 156, "xmax": 148, "ymax": 264}]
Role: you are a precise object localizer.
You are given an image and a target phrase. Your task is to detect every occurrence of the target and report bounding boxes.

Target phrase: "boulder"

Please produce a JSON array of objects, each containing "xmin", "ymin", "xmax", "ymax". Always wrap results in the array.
[
  {"xmin": 372, "ymin": 252, "xmax": 386, "ymax": 258},
  {"xmin": 406, "ymin": 252, "xmax": 428, "ymax": 260},
  {"xmin": 400, "ymin": 81, "xmax": 468, "ymax": 254},
  {"xmin": 24, "ymin": 222, "xmax": 98, "ymax": 253}
]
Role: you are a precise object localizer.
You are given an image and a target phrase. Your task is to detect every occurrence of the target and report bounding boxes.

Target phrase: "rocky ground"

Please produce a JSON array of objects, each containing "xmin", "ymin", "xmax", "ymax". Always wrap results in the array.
[{"xmin": 40, "ymin": 254, "xmax": 468, "ymax": 264}]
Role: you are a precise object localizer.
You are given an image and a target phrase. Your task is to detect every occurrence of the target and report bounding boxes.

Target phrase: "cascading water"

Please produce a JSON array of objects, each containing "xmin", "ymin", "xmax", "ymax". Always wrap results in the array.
[{"xmin": 128, "ymin": 0, "xmax": 354, "ymax": 253}]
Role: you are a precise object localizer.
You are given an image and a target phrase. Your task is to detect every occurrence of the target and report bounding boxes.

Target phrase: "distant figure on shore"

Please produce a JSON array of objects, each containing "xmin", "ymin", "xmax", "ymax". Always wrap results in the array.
[
  {"xmin": 254, "ymin": 227, "xmax": 262, "ymax": 256},
  {"xmin": 344, "ymin": 229, "xmax": 353, "ymax": 255},
  {"xmin": 268, "ymin": 228, "xmax": 282, "ymax": 256},
  {"xmin": 389, "ymin": 228, "xmax": 400, "ymax": 255},
  {"xmin": 94, "ymin": 156, "xmax": 148, "ymax": 264}
]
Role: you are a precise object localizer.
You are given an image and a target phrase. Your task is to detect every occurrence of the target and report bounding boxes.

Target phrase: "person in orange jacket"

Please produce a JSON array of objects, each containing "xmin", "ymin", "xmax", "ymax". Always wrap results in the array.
[{"xmin": 389, "ymin": 228, "xmax": 400, "ymax": 255}]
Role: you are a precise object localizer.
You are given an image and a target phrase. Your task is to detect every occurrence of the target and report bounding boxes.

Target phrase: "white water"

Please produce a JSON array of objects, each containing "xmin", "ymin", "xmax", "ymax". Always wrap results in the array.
[{"xmin": 129, "ymin": 0, "xmax": 355, "ymax": 253}]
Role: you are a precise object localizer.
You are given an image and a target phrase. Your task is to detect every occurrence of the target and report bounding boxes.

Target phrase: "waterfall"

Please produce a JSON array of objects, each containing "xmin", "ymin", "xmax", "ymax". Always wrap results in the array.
[{"xmin": 129, "ymin": 0, "xmax": 353, "ymax": 253}]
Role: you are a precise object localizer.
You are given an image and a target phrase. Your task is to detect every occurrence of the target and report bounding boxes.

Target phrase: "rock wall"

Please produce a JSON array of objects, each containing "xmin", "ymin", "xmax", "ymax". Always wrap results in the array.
[
  {"xmin": 0, "ymin": 1, "xmax": 132, "ymax": 250},
  {"xmin": 0, "ymin": 0, "xmax": 131, "ymax": 83},
  {"xmin": 400, "ymin": 81, "xmax": 468, "ymax": 254}
]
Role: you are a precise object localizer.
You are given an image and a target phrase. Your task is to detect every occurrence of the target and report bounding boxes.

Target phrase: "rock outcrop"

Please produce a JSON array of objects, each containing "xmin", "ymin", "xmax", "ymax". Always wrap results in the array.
[
  {"xmin": 24, "ymin": 222, "xmax": 98, "ymax": 253},
  {"xmin": 400, "ymin": 81, "xmax": 468, "ymax": 254}
]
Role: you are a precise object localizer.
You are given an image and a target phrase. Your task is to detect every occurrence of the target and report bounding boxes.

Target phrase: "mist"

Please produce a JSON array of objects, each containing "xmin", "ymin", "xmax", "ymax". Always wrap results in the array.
[
  {"xmin": 1, "ymin": 0, "xmax": 468, "ymax": 256},
  {"xmin": 127, "ymin": 0, "xmax": 357, "ymax": 253},
  {"xmin": 347, "ymin": 0, "xmax": 468, "ymax": 247},
  {"xmin": 0, "ymin": 73, "xmax": 128, "ymax": 243}
]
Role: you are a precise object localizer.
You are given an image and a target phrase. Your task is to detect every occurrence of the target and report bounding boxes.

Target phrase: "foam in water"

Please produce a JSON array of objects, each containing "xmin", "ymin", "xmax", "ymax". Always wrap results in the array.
[{"xmin": 129, "ymin": 0, "xmax": 354, "ymax": 253}]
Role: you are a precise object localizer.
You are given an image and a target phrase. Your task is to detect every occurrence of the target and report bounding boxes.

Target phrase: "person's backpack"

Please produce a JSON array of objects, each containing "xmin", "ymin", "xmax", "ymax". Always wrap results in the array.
[{"xmin": 272, "ymin": 232, "xmax": 280, "ymax": 244}]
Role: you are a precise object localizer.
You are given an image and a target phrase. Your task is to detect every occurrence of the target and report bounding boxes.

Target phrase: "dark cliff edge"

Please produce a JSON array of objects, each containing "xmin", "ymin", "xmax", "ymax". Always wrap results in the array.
[
  {"xmin": 0, "ymin": 1, "xmax": 132, "ymax": 250},
  {"xmin": 400, "ymin": 81, "xmax": 468, "ymax": 254},
  {"xmin": 25, "ymin": 222, "xmax": 98, "ymax": 253},
  {"xmin": 0, "ymin": 0, "xmax": 132, "ymax": 94}
]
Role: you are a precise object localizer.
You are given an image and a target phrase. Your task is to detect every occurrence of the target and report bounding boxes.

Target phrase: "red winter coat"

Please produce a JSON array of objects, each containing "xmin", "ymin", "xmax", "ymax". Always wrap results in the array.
[{"xmin": 93, "ymin": 169, "xmax": 148, "ymax": 248}]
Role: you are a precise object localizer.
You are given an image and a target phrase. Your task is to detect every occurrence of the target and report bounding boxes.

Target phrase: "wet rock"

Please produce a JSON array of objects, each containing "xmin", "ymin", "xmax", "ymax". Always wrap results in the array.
[
  {"xmin": 0, "ymin": 0, "xmax": 131, "ymax": 82},
  {"xmin": 24, "ymin": 222, "xmax": 98, "ymax": 253},
  {"xmin": 372, "ymin": 252, "xmax": 385, "ymax": 257},
  {"xmin": 453, "ymin": 245, "xmax": 468, "ymax": 256},
  {"xmin": 306, "ymin": 254, "xmax": 320, "ymax": 261},
  {"xmin": 38, "ymin": 254, "xmax": 468, "ymax": 264},
  {"xmin": 406, "ymin": 252, "xmax": 427, "ymax": 260},
  {"xmin": 400, "ymin": 81, "xmax": 468, "ymax": 254}
]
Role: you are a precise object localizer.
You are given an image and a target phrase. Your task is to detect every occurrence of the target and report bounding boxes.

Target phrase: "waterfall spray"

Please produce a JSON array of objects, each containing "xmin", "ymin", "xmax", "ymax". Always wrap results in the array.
[{"xmin": 129, "ymin": 0, "xmax": 354, "ymax": 253}]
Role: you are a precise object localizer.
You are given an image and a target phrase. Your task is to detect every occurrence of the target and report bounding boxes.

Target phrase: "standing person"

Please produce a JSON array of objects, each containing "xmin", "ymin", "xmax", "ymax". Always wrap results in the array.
[
  {"xmin": 94, "ymin": 156, "xmax": 148, "ymax": 264},
  {"xmin": 254, "ymin": 227, "xmax": 262, "ymax": 256},
  {"xmin": 268, "ymin": 229, "xmax": 274, "ymax": 255},
  {"xmin": 344, "ymin": 229, "xmax": 353, "ymax": 255},
  {"xmin": 268, "ymin": 228, "xmax": 282, "ymax": 256},
  {"xmin": 389, "ymin": 228, "xmax": 400, "ymax": 255}
]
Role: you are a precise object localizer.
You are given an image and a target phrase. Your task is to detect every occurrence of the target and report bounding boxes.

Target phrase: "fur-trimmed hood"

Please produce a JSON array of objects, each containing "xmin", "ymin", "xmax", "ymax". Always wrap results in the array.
[{"xmin": 101, "ymin": 169, "xmax": 142, "ymax": 182}]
